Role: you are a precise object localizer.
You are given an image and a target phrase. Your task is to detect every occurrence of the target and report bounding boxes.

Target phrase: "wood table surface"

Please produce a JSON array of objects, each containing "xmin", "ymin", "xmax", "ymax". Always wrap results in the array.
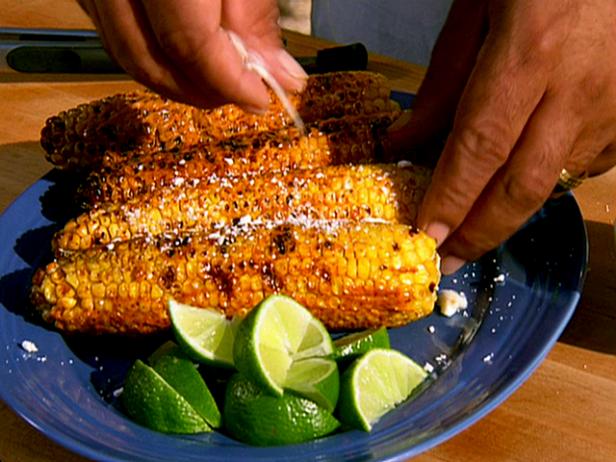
[{"xmin": 0, "ymin": 2, "xmax": 614, "ymax": 461}]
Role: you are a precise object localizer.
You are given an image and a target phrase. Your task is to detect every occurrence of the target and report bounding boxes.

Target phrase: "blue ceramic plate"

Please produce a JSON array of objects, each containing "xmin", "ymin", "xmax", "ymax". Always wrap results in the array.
[{"xmin": 0, "ymin": 117, "xmax": 586, "ymax": 461}]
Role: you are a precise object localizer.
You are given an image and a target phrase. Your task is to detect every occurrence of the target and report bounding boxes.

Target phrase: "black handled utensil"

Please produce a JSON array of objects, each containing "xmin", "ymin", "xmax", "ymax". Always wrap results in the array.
[{"xmin": 0, "ymin": 28, "xmax": 368, "ymax": 75}]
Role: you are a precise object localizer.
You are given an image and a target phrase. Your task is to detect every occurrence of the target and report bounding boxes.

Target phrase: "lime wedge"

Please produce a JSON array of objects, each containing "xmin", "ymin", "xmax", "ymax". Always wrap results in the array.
[
  {"xmin": 121, "ymin": 360, "xmax": 210, "ymax": 434},
  {"xmin": 223, "ymin": 373, "xmax": 340, "ymax": 446},
  {"xmin": 168, "ymin": 299, "xmax": 239, "ymax": 368},
  {"xmin": 149, "ymin": 344, "xmax": 222, "ymax": 428},
  {"xmin": 336, "ymin": 348, "xmax": 427, "ymax": 431},
  {"xmin": 233, "ymin": 294, "xmax": 334, "ymax": 396},
  {"xmin": 147, "ymin": 340, "xmax": 179, "ymax": 364},
  {"xmin": 285, "ymin": 357, "xmax": 339, "ymax": 412},
  {"xmin": 333, "ymin": 327, "xmax": 390, "ymax": 361}
]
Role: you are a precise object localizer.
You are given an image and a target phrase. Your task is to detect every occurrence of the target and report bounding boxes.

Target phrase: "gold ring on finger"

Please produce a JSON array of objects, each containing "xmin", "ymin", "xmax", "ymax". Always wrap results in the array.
[{"xmin": 556, "ymin": 168, "xmax": 588, "ymax": 191}]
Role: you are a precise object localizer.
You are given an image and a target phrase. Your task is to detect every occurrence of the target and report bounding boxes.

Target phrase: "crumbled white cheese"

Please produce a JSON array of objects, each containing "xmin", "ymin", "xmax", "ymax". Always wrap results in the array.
[
  {"xmin": 237, "ymin": 215, "xmax": 252, "ymax": 226},
  {"xmin": 437, "ymin": 289, "xmax": 468, "ymax": 317},
  {"xmin": 423, "ymin": 362, "xmax": 434, "ymax": 373},
  {"xmin": 493, "ymin": 273, "xmax": 506, "ymax": 284},
  {"xmin": 172, "ymin": 177, "xmax": 185, "ymax": 187},
  {"xmin": 427, "ymin": 325, "xmax": 435, "ymax": 334},
  {"xmin": 20, "ymin": 340, "xmax": 38, "ymax": 353}
]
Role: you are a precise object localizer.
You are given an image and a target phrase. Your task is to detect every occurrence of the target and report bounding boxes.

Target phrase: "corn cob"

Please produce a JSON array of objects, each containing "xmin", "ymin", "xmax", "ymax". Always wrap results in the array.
[
  {"xmin": 53, "ymin": 163, "xmax": 431, "ymax": 254},
  {"xmin": 41, "ymin": 90, "xmax": 202, "ymax": 171},
  {"xmin": 195, "ymin": 71, "xmax": 400, "ymax": 136},
  {"xmin": 31, "ymin": 221, "xmax": 440, "ymax": 334},
  {"xmin": 80, "ymin": 112, "xmax": 398, "ymax": 205},
  {"xmin": 41, "ymin": 71, "xmax": 400, "ymax": 171}
]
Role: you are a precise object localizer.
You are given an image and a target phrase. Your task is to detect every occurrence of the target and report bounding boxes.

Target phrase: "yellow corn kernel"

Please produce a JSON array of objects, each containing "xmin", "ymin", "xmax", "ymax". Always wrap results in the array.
[{"xmin": 128, "ymin": 282, "xmax": 139, "ymax": 298}]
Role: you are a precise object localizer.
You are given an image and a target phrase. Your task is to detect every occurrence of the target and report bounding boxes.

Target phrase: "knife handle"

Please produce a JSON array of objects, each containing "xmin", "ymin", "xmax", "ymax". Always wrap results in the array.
[
  {"xmin": 0, "ymin": 39, "xmax": 369, "ymax": 75},
  {"xmin": 5, "ymin": 45, "xmax": 123, "ymax": 73},
  {"xmin": 297, "ymin": 43, "xmax": 368, "ymax": 74},
  {"xmin": 317, "ymin": 43, "xmax": 368, "ymax": 72}
]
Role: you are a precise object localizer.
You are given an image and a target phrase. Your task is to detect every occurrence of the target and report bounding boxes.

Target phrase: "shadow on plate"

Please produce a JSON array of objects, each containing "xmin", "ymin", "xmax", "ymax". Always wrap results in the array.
[
  {"xmin": 64, "ymin": 332, "xmax": 172, "ymax": 404},
  {"xmin": 2, "ymin": 168, "xmax": 84, "ymax": 324},
  {"xmin": 14, "ymin": 224, "xmax": 57, "ymax": 266},
  {"xmin": 503, "ymin": 195, "xmax": 587, "ymax": 287},
  {"xmin": 0, "ymin": 267, "xmax": 50, "ymax": 329},
  {"xmin": 38, "ymin": 169, "xmax": 84, "ymax": 222}
]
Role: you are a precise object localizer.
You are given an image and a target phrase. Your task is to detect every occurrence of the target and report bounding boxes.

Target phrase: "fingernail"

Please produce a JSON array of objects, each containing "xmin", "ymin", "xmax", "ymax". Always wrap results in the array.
[
  {"xmin": 387, "ymin": 110, "xmax": 413, "ymax": 132},
  {"xmin": 424, "ymin": 221, "xmax": 450, "ymax": 247},
  {"xmin": 276, "ymin": 50, "xmax": 308, "ymax": 88},
  {"xmin": 277, "ymin": 50, "xmax": 308, "ymax": 78},
  {"xmin": 441, "ymin": 255, "xmax": 466, "ymax": 275}
]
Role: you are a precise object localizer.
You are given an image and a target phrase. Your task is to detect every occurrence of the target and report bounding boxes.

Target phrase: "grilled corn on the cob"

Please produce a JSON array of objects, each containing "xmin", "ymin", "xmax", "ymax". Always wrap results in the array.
[
  {"xmin": 41, "ymin": 71, "xmax": 399, "ymax": 171},
  {"xmin": 53, "ymin": 163, "xmax": 431, "ymax": 254},
  {"xmin": 31, "ymin": 222, "xmax": 440, "ymax": 334},
  {"xmin": 80, "ymin": 113, "xmax": 397, "ymax": 205}
]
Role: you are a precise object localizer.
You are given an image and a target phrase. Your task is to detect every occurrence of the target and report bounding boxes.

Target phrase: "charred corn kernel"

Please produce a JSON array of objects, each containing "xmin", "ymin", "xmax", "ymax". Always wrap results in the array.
[
  {"xmin": 80, "ymin": 112, "xmax": 398, "ymax": 205},
  {"xmin": 53, "ymin": 163, "xmax": 431, "ymax": 254},
  {"xmin": 32, "ymin": 222, "xmax": 440, "ymax": 334},
  {"xmin": 41, "ymin": 71, "xmax": 399, "ymax": 171}
]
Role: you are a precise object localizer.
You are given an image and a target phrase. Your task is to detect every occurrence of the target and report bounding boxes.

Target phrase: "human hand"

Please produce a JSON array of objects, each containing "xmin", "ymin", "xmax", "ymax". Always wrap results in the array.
[
  {"xmin": 387, "ymin": 0, "xmax": 616, "ymax": 274},
  {"xmin": 78, "ymin": 0, "xmax": 307, "ymax": 110}
]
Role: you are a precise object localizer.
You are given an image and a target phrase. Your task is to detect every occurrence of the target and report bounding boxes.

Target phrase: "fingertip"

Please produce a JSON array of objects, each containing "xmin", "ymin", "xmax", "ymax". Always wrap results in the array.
[
  {"xmin": 276, "ymin": 49, "xmax": 308, "ymax": 81},
  {"xmin": 387, "ymin": 110, "xmax": 413, "ymax": 133},
  {"xmin": 263, "ymin": 48, "xmax": 308, "ymax": 93},
  {"xmin": 246, "ymin": 80, "xmax": 271, "ymax": 109},
  {"xmin": 227, "ymin": 66, "xmax": 271, "ymax": 110},
  {"xmin": 238, "ymin": 102, "xmax": 268, "ymax": 115},
  {"xmin": 440, "ymin": 255, "xmax": 466, "ymax": 275},
  {"xmin": 423, "ymin": 221, "xmax": 451, "ymax": 247},
  {"xmin": 383, "ymin": 110, "xmax": 446, "ymax": 164},
  {"xmin": 382, "ymin": 111, "xmax": 418, "ymax": 161}
]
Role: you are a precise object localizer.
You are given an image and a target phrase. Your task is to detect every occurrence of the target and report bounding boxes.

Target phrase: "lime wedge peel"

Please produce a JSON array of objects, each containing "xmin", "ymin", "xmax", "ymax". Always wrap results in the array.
[
  {"xmin": 121, "ymin": 360, "xmax": 211, "ymax": 434},
  {"xmin": 333, "ymin": 327, "xmax": 391, "ymax": 361},
  {"xmin": 223, "ymin": 373, "xmax": 340, "ymax": 446},
  {"xmin": 337, "ymin": 348, "xmax": 427, "ymax": 432},
  {"xmin": 149, "ymin": 345, "xmax": 222, "ymax": 428},
  {"xmin": 168, "ymin": 299, "xmax": 239, "ymax": 368}
]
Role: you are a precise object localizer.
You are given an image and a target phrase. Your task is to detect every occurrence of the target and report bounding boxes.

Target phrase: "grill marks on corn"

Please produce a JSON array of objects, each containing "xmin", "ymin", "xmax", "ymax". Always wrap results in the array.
[
  {"xmin": 31, "ymin": 222, "xmax": 440, "ymax": 334},
  {"xmin": 32, "ymin": 71, "xmax": 441, "ymax": 334},
  {"xmin": 79, "ymin": 113, "xmax": 398, "ymax": 205},
  {"xmin": 52, "ymin": 164, "xmax": 432, "ymax": 254},
  {"xmin": 271, "ymin": 225, "xmax": 296, "ymax": 255},
  {"xmin": 41, "ymin": 71, "xmax": 399, "ymax": 172}
]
